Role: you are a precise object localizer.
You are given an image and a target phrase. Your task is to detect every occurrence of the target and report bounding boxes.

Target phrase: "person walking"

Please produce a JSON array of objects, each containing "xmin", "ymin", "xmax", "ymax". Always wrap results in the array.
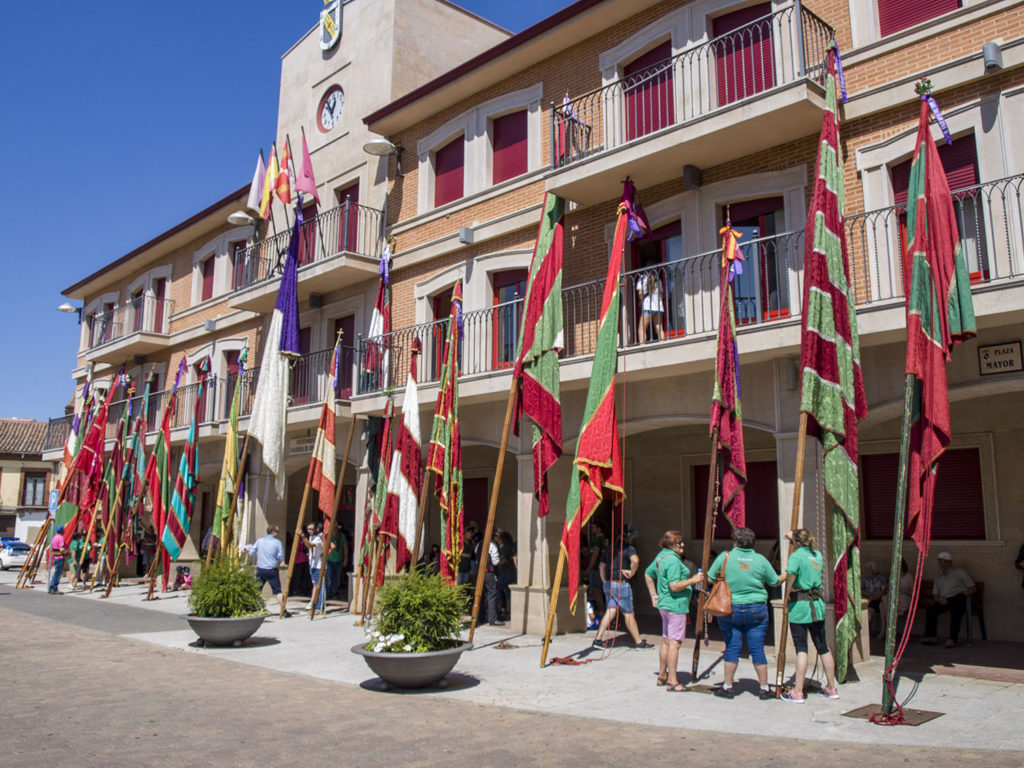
[
  {"xmin": 594, "ymin": 524, "xmax": 653, "ymax": 648},
  {"xmin": 326, "ymin": 526, "xmax": 347, "ymax": 599},
  {"xmin": 708, "ymin": 526, "xmax": 781, "ymax": 699},
  {"xmin": 246, "ymin": 525, "xmax": 290, "ymax": 617},
  {"xmin": 304, "ymin": 523, "xmax": 326, "ymax": 612},
  {"xmin": 484, "ymin": 531, "xmax": 504, "ymax": 626},
  {"xmin": 644, "ymin": 531, "xmax": 703, "ymax": 691},
  {"xmin": 779, "ymin": 528, "xmax": 839, "ymax": 703},
  {"xmin": 48, "ymin": 525, "xmax": 68, "ymax": 594}
]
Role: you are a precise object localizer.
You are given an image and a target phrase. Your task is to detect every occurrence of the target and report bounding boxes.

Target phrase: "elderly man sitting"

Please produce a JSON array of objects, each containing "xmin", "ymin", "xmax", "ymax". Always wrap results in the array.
[{"xmin": 921, "ymin": 552, "xmax": 975, "ymax": 648}]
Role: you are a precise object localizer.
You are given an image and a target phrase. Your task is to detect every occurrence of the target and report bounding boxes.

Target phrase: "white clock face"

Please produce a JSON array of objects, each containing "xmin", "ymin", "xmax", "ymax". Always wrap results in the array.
[{"xmin": 319, "ymin": 88, "xmax": 344, "ymax": 132}]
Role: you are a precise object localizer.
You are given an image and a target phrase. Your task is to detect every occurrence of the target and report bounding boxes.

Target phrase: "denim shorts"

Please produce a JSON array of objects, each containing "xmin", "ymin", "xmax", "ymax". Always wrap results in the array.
[
  {"xmin": 604, "ymin": 580, "xmax": 634, "ymax": 613},
  {"xmin": 718, "ymin": 602, "xmax": 769, "ymax": 664}
]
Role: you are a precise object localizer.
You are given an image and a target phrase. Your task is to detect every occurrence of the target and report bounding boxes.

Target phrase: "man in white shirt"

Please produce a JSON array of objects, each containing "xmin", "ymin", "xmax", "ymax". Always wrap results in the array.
[
  {"xmin": 485, "ymin": 532, "xmax": 503, "ymax": 626},
  {"xmin": 303, "ymin": 525, "xmax": 325, "ymax": 613},
  {"xmin": 922, "ymin": 552, "xmax": 975, "ymax": 648}
]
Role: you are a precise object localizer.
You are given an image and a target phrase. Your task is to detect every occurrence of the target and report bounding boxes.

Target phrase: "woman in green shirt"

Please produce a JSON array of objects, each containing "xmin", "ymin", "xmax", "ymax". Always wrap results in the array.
[
  {"xmin": 781, "ymin": 528, "xmax": 838, "ymax": 703},
  {"xmin": 708, "ymin": 527, "xmax": 781, "ymax": 700},
  {"xmin": 644, "ymin": 531, "xmax": 703, "ymax": 691}
]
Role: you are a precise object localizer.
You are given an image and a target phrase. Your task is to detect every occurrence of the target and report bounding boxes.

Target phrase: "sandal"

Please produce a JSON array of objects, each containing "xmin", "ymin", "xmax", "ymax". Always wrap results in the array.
[
  {"xmin": 656, "ymin": 676, "xmax": 669, "ymax": 686},
  {"xmin": 666, "ymin": 683, "xmax": 686, "ymax": 692}
]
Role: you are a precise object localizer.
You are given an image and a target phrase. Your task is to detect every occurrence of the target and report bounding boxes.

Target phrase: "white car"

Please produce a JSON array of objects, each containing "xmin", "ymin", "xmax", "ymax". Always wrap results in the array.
[{"xmin": 0, "ymin": 543, "xmax": 30, "ymax": 570}]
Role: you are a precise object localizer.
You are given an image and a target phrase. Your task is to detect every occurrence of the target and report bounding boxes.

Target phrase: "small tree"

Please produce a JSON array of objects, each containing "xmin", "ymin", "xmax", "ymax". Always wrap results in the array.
[
  {"xmin": 188, "ymin": 554, "xmax": 267, "ymax": 618},
  {"xmin": 365, "ymin": 572, "xmax": 465, "ymax": 653}
]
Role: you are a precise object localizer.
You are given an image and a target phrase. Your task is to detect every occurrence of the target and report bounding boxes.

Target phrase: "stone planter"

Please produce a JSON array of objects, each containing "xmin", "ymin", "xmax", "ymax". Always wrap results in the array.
[
  {"xmin": 351, "ymin": 640, "xmax": 473, "ymax": 690},
  {"xmin": 184, "ymin": 614, "xmax": 267, "ymax": 647}
]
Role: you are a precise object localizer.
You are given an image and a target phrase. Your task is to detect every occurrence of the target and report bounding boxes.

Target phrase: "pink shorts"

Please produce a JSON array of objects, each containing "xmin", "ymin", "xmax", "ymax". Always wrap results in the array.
[{"xmin": 660, "ymin": 609, "xmax": 687, "ymax": 642}]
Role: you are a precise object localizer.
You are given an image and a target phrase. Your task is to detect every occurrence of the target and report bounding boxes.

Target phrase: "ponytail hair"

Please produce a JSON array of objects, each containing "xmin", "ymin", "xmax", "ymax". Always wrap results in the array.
[{"xmin": 792, "ymin": 528, "xmax": 818, "ymax": 553}]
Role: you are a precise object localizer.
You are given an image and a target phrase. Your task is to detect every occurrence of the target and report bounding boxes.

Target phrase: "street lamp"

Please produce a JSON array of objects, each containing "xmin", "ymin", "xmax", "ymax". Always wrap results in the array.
[
  {"xmin": 57, "ymin": 302, "xmax": 82, "ymax": 324},
  {"xmin": 363, "ymin": 137, "xmax": 403, "ymax": 175}
]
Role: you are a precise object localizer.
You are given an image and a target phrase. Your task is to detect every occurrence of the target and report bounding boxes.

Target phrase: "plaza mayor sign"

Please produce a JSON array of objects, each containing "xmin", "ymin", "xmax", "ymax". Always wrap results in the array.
[
  {"xmin": 320, "ymin": 0, "xmax": 342, "ymax": 51},
  {"xmin": 978, "ymin": 341, "xmax": 1022, "ymax": 376}
]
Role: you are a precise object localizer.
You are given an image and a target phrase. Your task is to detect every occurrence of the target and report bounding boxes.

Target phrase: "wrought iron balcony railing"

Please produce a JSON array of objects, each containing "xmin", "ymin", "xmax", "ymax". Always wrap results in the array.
[
  {"xmin": 86, "ymin": 296, "xmax": 174, "ymax": 349},
  {"xmin": 551, "ymin": 2, "xmax": 833, "ymax": 168},
  {"xmin": 235, "ymin": 198, "xmax": 385, "ymax": 291}
]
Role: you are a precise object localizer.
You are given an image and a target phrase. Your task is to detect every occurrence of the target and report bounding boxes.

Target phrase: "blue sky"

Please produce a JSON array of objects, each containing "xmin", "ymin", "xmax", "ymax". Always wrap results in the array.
[{"xmin": 0, "ymin": 0, "xmax": 558, "ymax": 422}]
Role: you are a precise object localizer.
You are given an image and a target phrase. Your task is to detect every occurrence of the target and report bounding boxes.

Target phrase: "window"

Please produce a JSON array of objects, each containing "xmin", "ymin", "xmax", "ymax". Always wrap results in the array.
[
  {"xmin": 623, "ymin": 41, "xmax": 675, "ymax": 141},
  {"xmin": 492, "ymin": 111, "xmax": 528, "ymax": 184},
  {"xmin": 194, "ymin": 360, "xmax": 210, "ymax": 422},
  {"xmin": 131, "ymin": 289, "xmax": 144, "ymax": 333},
  {"xmin": 723, "ymin": 197, "xmax": 788, "ymax": 325},
  {"xmin": 492, "ymin": 269, "xmax": 528, "ymax": 369},
  {"xmin": 335, "ymin": 182, "xmax": 360, "ymax": 255},
  {"xmin": 231, "ymin": 242, "xmax": 246, "ymax": 291},
  {"xmin": 224, "ymin": 349, "xmax": 241, "ymax": 413},
  {"xmin": 147, "ymin": 373, "xmax": 161, "ymax": 430},
  {"xmin": 153, "ymin": 279, "xmax": 167, "ymax": 333},
  {"xmin": 22, "ymin": 472, "xmax": 47, "ymax": 507},
  {"xmin": 862, "ymin": 448, "xmax": 985, "ymax": 540},
  {"xmin": 630, "ymin": 222, "xmax": 684, "ymax": 342},
  {"xmin": 434, "ymin": 137, "xmax": 464, "ymax": 207},
  {"xmin": 712, "ymin": 3, "xmax": 775, "ymax": 107},
  {"xmin": 694, "ymin": 460, "xmax": 778, "ymax": 540},
  {"xmin": 333, "ymin": 315, "xmax": 355, "ymax": 398},
  {"xmin": 201, "ymin": 256, "xmax": 215, "ymax": 302},
  {"xmin": 298, "ymin": 202, "xmax": 319, "ymax": 266},
  {"xmin": 290, "ymin": 326, "xmax": 313, "ymax": 405},
  {"xmin": 877, "ymin": 0, "xmax": 961, "ymax": 37},
  {"xmin": 890, "ymin": 133, "xmax": 987, "ymax": 282}
]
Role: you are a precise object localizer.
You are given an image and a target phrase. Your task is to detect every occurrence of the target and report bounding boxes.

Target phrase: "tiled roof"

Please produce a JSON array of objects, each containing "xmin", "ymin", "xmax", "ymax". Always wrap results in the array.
[{"xmin": 0, "ymin": 419, "xmax": 47, "ymax": 455}]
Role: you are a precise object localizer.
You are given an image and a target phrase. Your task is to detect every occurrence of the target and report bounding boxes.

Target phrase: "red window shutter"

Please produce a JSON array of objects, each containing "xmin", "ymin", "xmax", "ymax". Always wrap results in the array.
[
  {"xmin": 878, "ymin": 0, "xmax": 961, "ymax": 37},
  {"xmin": 623, "ymin": 41, "xmax": 675, "ymax": 141},
  {"xmin": 492, "ymin": 111, "xmax": 528, "ymax": 184},
  {"xmin": 333, "ymin": 315, "xmax": 354, "ymax": 398},
  {"xmin": 335, "ymin": 181, "xmax": 359, "ymax": 254},
  {"xmin": 434, "ymin": 137, "xmax": 464, "ymax": 207},
  {"xmin": 694, "ymin": 460, "xmax": 779, "ymax": 541},
  {"xmin": 298, "ymin": 202, "xmax": 318, "ymax": 265},
  {"xmin": 713, "ymin": 3, "xmax": 775, "ymax": 107},
  {"xmin": 201, "ymin": 257, "xmax": 215, "ymax": 301},
  {"xmin": 131, "ymin": 290, "xmax": 144, "ymax": 332},
  {"xmin": 891, "ymin": 133, "xmax": 978, "ymax": 205},
  {"xmin": 232, "ymin": 242, "xmax": 246, "ymax": 290},
  {"xmin": 862, "ymin": 449, "xmax": 984, "ymax": 540},
  {"xmin": 153, "ymin": 279, "xmax": 166, "ymax": 333}
]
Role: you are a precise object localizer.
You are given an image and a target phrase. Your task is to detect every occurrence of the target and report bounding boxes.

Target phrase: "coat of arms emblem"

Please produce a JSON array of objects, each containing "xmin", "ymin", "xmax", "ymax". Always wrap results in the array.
[{"xmin": 320, "ymin": 0, "xmax": 342, "ymax": 51}]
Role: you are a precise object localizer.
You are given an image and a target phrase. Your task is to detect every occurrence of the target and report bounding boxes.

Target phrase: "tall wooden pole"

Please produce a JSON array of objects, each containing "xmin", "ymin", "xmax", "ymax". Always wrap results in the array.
[
  {"xmin": 539, "ymin": 546, "xmax": 566, "ymax": 667},
  {"xmin": 690, "ymin": 429, "xmax": 721, "ymax": 683},
  {"xmin": 101, "ymin": 547, "xmax": 124, "ymax": 599},
  {"xmin": 410, "ymin": 466, "xmax": 433, "ymax": 573},
  {"xmin": 220, "ymin": 433, "xmax": 253, "ymax": 557},
  {"xmin": 279, "ymin": 467, "xmax": 317, "ymax": 619},
  {"xmin": 360, "ymin": 534, "xmax": 385, "ymax": 625},
  {"xmin": 468, "ymin": 385, "xmax": 518, "ymax": 641},
  {"xmin": 775, "ymin": 411, "xmax": 809, "ymax": 695},
  {"xmin": 881, "ymin": 376, "xmax": 915, "ymax": 714},
  {"xmin": 16, "ymin": 518, "xmax": 51, "ymax": 589},
  {"xmin": 310, "ymin": 415, "xmax": 357, "ymax": 619},
  {"xmin": 145, "ymin": 541, "xmax": 165, "ymax": 600}
]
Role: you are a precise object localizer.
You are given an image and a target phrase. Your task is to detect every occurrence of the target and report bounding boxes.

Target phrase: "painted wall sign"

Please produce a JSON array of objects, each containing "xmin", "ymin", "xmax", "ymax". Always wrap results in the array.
[
  {"xmin": 289, "ymin": 435, "xmax": 318, "ymax": 456},
  {"xmin": 320, "ymin": 0, "xmax": 342, "ymax": 51},
  {"xmin": 978, "ymin": 341, "xmax": 1022, "ymax": 376}
]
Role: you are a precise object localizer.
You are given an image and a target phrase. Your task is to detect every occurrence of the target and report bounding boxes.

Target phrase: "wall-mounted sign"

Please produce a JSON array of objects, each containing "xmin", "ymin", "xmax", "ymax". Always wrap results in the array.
[
  {"xmin": 978, "ymin": 341, "xmax": 1022, "ymax": 376},
  {"xmin": 289, "ymin": 435, "xmax": 317, "ymax": 457},
  {"xmin": 319, "ymin": 0, "xmax": 342, "ymax": 51}
]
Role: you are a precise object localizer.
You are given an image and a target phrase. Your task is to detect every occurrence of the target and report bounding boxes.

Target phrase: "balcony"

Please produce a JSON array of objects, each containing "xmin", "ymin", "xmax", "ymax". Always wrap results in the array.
[
  {"xmin": 546, "ymin": 3, "xmax": 833, "ymax": 205},
  {"xmin": 229, "ymin": 199, "xmax": 385, "ymax": 313},
  {"xmin": 355, "ymin": 173, "xmax": 1024, "ymax": 399},
  {"xmin": 83, "ymin": 296, "xmax": 173, "ymax": 365}
]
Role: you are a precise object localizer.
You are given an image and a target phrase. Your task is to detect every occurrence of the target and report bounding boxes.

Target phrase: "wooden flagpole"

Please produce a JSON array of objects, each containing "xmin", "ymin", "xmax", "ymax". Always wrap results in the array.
[
  {"xmin": 690, "ymin": 430, "xmax": 721, "ymax": 684},
  {"xmin": 774, "ymin": 411, "xmax": 808, "ymax": 695},
  {"xmin": 350, "ymin": 484, "xmax": 373, "ymax": 614},
  {"xmin": 539, "ymin": 546, "xmax": 566, "ymax": 667},
  {"xmin": 16, "ymin": 518, "xmax": 51, "ymax": 589},
  {"xmin": 360, "ymin": 534, "xmax": 385, "ymax": 626},
  {"xmin": 101, "ymin": 547, "xmax": 125, "ymax": 599},
  {"xmin": 145, "ymin": 541, "xmax": 165, "ymax": 600},
  {"xmin": 310, "ymin": 414, "xmax": 357, "ymax": 619},
  {"xmin": 409, "ymin": 466, "xmax": 433, "ymax": 573},
  {"xmin": 279, "ymin": 468, "xmax": 316, "ymax": 619},
  {"xmin": 468, "ymin": 385, "xmax": 518, "ymax": 642}
]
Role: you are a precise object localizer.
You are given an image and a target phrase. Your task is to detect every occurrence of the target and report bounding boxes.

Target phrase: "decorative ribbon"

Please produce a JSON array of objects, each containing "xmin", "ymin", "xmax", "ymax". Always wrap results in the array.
[
  {"xmin": 915, "ymin": 78, "xmax": 952, "ymax": 145},
  {"xmin": 719, "ymin": 224, "xmax": 745, "ymax": 282},
  {"xmin": 380, "ymin": 242, "xmax": 391, "ymax": 282},
  {"xmin": 832, "ymin": 40, "xmax": 847, "ymax": 103},
  {"xmin": 454, "ymin": 292, "xmax": 463, "ymax": 339}
]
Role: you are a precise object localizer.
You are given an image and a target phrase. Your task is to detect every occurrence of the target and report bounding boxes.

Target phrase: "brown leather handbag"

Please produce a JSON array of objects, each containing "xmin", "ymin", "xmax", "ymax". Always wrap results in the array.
[{"xmin": 704, "ymin": 552, "xmax": 732, "ymax": 617}]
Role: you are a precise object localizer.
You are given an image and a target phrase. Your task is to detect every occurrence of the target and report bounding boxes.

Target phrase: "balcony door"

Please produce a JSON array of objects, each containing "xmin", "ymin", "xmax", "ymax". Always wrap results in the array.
[
  {"xmin": 713, "ymin": 3, "xmax": 776, "ymax": 108},
  {"xmin": 153, "ymin": 279, "xmax": 166, "ymax": 333},
  {"xmin": 224, "ymin": 349, "xmax": 241, "ymax": 416},
  {"xmin": 333, "ymin": 315, "xmax": 355, "ymax": 398},
  {"xmin": 623, "ymin": 41, "xmax": 675, "ymax": 142},
  {"xmin": 335, "ymin": 181, "xmax": 359, "ymax": 255},
  {"xmin": 298, "ymin": 201, "xmax": 318, "ymax": 267},
  {"xmin": 290, "ymin": 326, "xmax": 313, "ymax": 405},
  {"xmin": 631, "ymin": 222, "xmax": 684, "ymax": 342},
  {"xmin": 193, "ymin": 360, "xmax": 209, "ymax": 423},
  {"xmin": 724, "ymin": 197, "xmax": 787, "ymax": 325},
  {"xmin": 492, "ymin": 269, "xmax": 527, "ymax": 369},
  {"xmin": 131, "ymin": 289, "xmax": 144, "ymax": 333}
]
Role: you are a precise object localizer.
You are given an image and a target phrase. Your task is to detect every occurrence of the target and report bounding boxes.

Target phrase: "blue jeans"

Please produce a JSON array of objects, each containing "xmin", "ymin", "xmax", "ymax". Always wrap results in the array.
[
  {"xmin": 326, "ymin": 560, "xmax": 343, "ymax": 599},
  {"xmin": 49, "ymin": 557, "xmax": 64, "ymax": 592},
  {"xmin": 310, "ymin": 568, "xmax": 325, "ymax": 610},
  {"xmin": 718, "ymin": 603, "xmax": 769, "ymax": 664}
]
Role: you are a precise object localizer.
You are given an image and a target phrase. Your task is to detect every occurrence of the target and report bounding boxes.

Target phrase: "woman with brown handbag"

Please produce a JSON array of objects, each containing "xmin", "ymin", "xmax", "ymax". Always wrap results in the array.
[{"xmin": 707, "ymin": 526, "xmax": 782, "ymax": 700}]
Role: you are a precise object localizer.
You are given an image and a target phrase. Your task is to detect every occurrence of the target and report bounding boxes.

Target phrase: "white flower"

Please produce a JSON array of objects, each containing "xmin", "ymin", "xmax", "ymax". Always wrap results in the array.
[{"xmin": 403, "ymin": 644, "xmax": 412, "ymax": 652}]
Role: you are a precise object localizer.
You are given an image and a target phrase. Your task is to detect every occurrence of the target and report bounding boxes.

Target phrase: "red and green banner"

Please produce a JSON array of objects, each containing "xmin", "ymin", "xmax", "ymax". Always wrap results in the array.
[
  {"xmin": 513, "ymin": 194, "xmax": 565, "ymax": 518},
  {"xmin": 800, "ymin": 44, "xmax": 868, "ymax": 681},
  {"xmin": 213, "ymin": 351, "xmax": 245, "ymax": 544},
  {"xmin": 372, "ymin": 397, "xmax": 396, "ymax": 585},
  {"xmin": 712, "ymin": 225, "xmax": 747, "ymax": 528},
  {"xmin": 427, "ymin": 281, "xmax": 463, "ymax": 585},
  {"xmin": 312, "ymin": 341, "xmax": 339, "ymax": 519},
  {"xmin": 146, "ymin": 359, "xmax": 186, "ymax": 584},
  {"xmin": 99, "ymin": 383, "xmax": 132, "ymax": 572},
  {"xmin": 562, "ymin": 181, "xmax": 646, "ymax": 612},
  {"xmin": 903, "ymin": 92, "xmax": 977, "ymax": 556},
  {"xmin": 384, "ymin": 340, "xmax": 424, "ymax": 571},
  {"xmin": 123, "ymin": 373, "xmax": 154, "ymax": 563}
]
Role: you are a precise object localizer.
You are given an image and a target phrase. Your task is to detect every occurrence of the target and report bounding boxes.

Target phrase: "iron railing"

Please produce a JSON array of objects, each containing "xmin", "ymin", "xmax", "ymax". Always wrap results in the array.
[
  {"xmin": 551, "ymin": 3, "xmax": 833, "ymax": 168},
  {"xmin": 86, "ymin": 296, "xmax": 173, "ymax": 349},
  {"xmin": 235, "ymin": 199, "xmax": 385, "ymax": 290}
]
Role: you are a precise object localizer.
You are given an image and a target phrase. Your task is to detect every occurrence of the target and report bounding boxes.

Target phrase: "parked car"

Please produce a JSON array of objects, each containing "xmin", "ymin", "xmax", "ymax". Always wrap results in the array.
[
  {"xmin": 0, "ymin": 542, "xmax": 31, "ymax": 570},
  {"xmin": 0, "ymin": 536, "xmax": 21, "ymax": 547}
]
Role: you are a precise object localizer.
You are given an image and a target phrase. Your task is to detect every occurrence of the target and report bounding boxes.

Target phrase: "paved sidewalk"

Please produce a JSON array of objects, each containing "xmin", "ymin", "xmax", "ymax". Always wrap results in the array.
[{"xmin": 3, "ymin": 570, "xmax": 1022, "ymax": 757}]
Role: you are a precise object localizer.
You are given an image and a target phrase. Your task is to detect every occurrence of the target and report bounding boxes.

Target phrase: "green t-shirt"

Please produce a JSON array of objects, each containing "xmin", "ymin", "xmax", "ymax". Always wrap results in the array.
[
  {"xmin": 786, "ymin": 546, "xmax": 825, "ymax": 624},
  {"xmin": 327, "ymin": 531, "xmax": 347, "ymax": 564},
  {"xmin": 644, "ymin": 549, "xmax": 692, "ymax": 613},
  {"xmin": 70, "ymin": 538, "xmax": 84, "ymax": 564},
  {"xmin": 708, "ymin": 547, "xmax": 780, "ymax": 605}
]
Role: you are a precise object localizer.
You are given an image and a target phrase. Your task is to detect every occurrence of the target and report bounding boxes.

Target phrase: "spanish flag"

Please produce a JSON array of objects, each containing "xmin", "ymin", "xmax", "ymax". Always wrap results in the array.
[{"xmin": 259, "ymin": 145, "xmax": 279, "ymax": 220}]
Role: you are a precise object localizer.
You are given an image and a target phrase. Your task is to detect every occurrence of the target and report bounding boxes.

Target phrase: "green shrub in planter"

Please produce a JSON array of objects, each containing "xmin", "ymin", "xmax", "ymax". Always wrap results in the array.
[
  {"xmin": 188, "ymin": 555, "xmax": 267, "ymax": 618},
  {"xmin": 366, "ymin": 571, "xmax": 466, "ymax": 653}
]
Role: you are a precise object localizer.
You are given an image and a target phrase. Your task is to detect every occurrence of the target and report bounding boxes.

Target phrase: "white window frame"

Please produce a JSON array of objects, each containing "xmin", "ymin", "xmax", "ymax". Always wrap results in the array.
[{"xmin": 191, "ymin": 226, "xmax": 253, "ymax": 305}]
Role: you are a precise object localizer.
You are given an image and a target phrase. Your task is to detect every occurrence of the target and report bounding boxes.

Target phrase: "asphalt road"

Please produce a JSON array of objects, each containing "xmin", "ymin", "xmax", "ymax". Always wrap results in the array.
[{"xmin": 1, "ymin": 589, "xmax": 1020, "ymax": 767}]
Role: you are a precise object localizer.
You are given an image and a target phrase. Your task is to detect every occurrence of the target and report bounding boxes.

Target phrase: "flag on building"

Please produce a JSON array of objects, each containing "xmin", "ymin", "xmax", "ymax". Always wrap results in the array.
[
  {"xmin": 371, "ymin": 397, "xmax": 396, "ymax": 584},
  {"xmin": 276, "ymin": 140, "xmax": 293, "ymax": 205},
  {"xmin": 249, "ymin": 208, "xmax": 303, "ymax": 498},
  {"xmin": 902, "ymin": 87, "xmax": 977, "ymax": 557},
  {"xmin": 247, "ymin": 150, "xmax": 266, "ymax": 214},
  {"xmin": 99, "ymin": 384, "xmax": 132, "ymax": 572},
  {"xmin": 363, "ymin": 244, "xmax": 391, "ymax": 387},
  {"xmin": 799, "ymin": 44, "xmax": 869, "ymax": 681},
  {"xmin": 213, "ymin": 349, "xmax": 247, "ymax": 545},
  {"xmin": 162, "ymin": 359, "xmax": 210, "ymax": 562},
  {"xmin": 146, "ymin": 359, "xmax": 186, "ymax": 584},
  {"xmin": 296, "ymin": 130, "xmax": 320, "ymax": 204},
  {"xmin": 260, "ymin": 145, "xmax": 280, "ymax": 220},
  {"xmin": 59, "ymin": 374, "xmax": 92, "ymax": 489},
  {"xmin": 358, "ymin": 417, "xmax": 386, "ymax": 579},
  {"xmin": 123, "ymin": 372, "xmax": 153, "ymax": 562},
  {"xmin": 311, "ymin": 340, "xmax": 339, "ymax": 518},
  {"xmin": 512, "ymin": 194, "xmax": 565, "ymax": 517},
  {"xmin": 427, "ymin": 281, "xmax": 463, "ymax": 585},
  {"xmin": 384, "ymin": 339, "xmax": 423, "ymax": 571},
  {"xmin": 561, "ymin": 181, "xmax": 646, "ymax": 613},
  {"xmin": 55, "ymin": 374, "xmax": 93, "ymax": 531}
]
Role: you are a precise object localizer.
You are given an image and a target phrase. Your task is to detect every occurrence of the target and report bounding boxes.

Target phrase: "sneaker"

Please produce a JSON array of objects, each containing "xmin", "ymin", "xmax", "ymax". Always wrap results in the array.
[
  {"xmin": 781, "ymin": 691, "xmax": 805, "ymax": 704},
  {"xmin": 714, "ymin": 686, "xmax": 735, "ymax": 699},
  {"xmin": 758, "ymin": 688, "xmax": 775, "ymax": 700},
  {"xmin": 489, "ymin": 620, "xmax": 506, "ymax": 626},
  {"xmin": 823, "ymin": 687, "xmax": 840, "ymax": 699},
  {"xmin": 281, "ymin": 610, "xmax": 294, "ymax": 618},
  {"xmin": 634, "ymin": 640, "xmax": 655, "ymax": 649}
]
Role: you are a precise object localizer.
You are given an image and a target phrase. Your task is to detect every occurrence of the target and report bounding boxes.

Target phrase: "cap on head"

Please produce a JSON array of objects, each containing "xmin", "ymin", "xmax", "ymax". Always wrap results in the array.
[
  {"xmin": 56, "ymin": 525, "xmax": 64, "ymax": 533},
  {"xmin": 937, "ymin": 551, "xmax": 953, "ymax": 561}
]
